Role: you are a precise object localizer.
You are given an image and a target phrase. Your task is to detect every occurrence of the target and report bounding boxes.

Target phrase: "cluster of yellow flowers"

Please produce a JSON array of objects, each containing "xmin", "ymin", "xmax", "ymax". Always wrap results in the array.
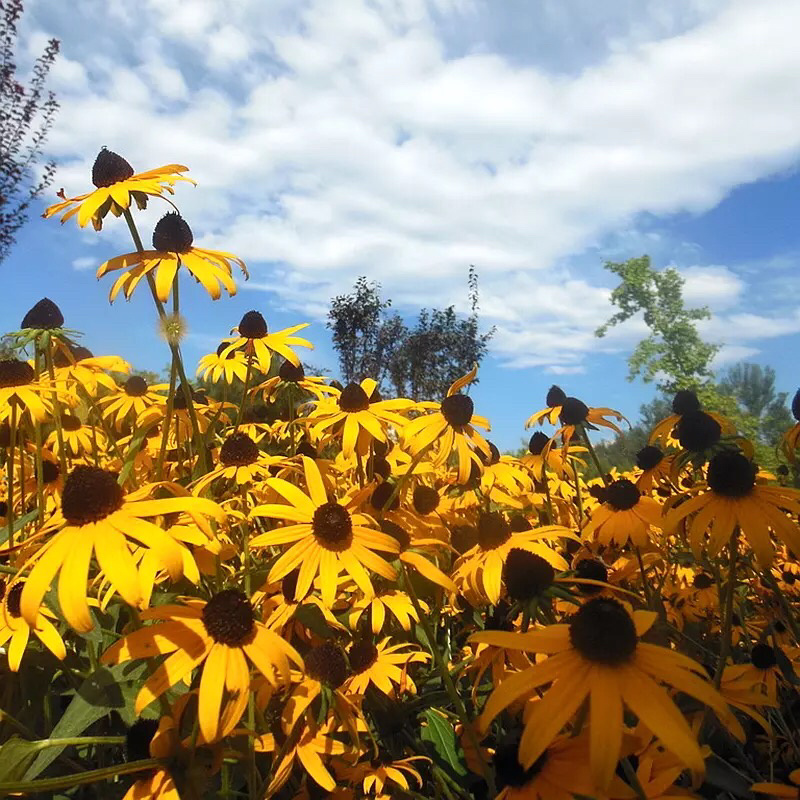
[{"xmin": 2, "ymin": 150, "xmax": 800, "ymax": 800}]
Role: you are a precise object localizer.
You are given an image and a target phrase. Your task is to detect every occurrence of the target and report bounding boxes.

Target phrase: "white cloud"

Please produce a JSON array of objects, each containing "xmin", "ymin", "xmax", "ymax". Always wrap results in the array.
[
  {"xmin": 25, "ymin": 0, "xmax": 800, "ymax": 372},
  {"xmin": 71, "ymin": 256, "xmax": 95, "ymax": 271}
]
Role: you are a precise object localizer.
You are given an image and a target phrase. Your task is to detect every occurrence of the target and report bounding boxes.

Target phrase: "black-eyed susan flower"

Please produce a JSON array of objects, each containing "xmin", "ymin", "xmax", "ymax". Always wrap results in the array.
[
  {"xmin": 255, "ymin": 720, "xmax": 352, "ymax": 795},
  {"xmin": 520, "ymin": 431, "xmax": 587, "ymax": 482},
  {"xmin": 251, "ymin": 359, "xmax": 338, "ymax": 404},
  {"xmin": 663, "ymin": 449, "xmax": 800, "ymax": 566},
  {"xmin": 348, "ymin": 589, "xmax": 426, "ymax": 634},
  {"xmin": 649, "ymin": 390, "xmax": 733, "ymax": 451},
  {"xmin": 249, "ymin": 456, "xmax": 400, "ymax": 607},
  {"xmin": 0, "ymin": 578, "xmax": 66, "ymax": 671},
  {"xmin": 402, "ymin": 366, "xmax": 491, "ymax": 483},
  {"xmin": 581, "ymin": 479, "xmax": 663, "ymax": 548},
  {"xmin": 43, "ymin": 147, "xmax": 194, "ymax": 230},
  {"xmin": 97, "ymin": 213, "xmax": 248, "ymax": 303},
  {"xmin": 196, "ymin": 342, "xmax": 250, "ymax": 385},
  {"xmin": 490, "ymin": 732, "xmax": 632, "ymax": 800},
  {"xmin": 453, "ymin": 511, "xmax": 570, "ymax": 605},
  {"xmin": 19, "ymin": 465, "xmax": 225, "ymax": 632},
  {"xmin": 635, "ymin": 445, "xmax": 673, "ymax": 492},
  {"xmin": 781, "ymin": 389, "xmax": 800, "ymax": 462},
  {"xmin": 221, "ymin": 310, "xmax": 312, "ymax": 375},
  {"xmin": 471, "ymin": 597, "xmax": 738, "ymax": 789},
  {"xmin": 97, "ymin": 375, "xmax": 168, "ymax": 430},
  {"xmin": 46, "ymin": 413, "xmax": 105, "ymax": 459},
  {"xmin": 192, "ymin": 431, "xmax": 286, "ymax": 495},
  {"xmin": 308, "ymin": 378, "xmax": 413, "ymax": 461},
  {"xmin": 526, "ymin": 385, "xmax": 626, "ymax": 454},
  {"xmin": 120, "ymin": 717, "xmax": 180, "ymax": 800},
  {"xmin": 0, "ymin": 358, "xmax": 53, "ymax": 423},
  {"xmin": 345, "ymin": 637, "xmax": 429, "ymax": 697},
  {"xmin": 101, "ymin": 589, "xmax": 302, "ymax": 742},
  {"xmin": 338, "ymin": 752, "xmax": 429, "ymax": 798}
]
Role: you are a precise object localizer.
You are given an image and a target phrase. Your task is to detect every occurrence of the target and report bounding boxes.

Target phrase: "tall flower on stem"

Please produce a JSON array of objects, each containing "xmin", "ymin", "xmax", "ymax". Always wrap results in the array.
[
  {"xmin": 43, "ymin": 147, "xmax": 194, "ymax": 230},
  {"xmin": 97, "ymin": 213, "xmax": 248, "ymax": 303},
  {"xmin": 470, "ymin": 596, "xmax": 740, "ymax": 789}
]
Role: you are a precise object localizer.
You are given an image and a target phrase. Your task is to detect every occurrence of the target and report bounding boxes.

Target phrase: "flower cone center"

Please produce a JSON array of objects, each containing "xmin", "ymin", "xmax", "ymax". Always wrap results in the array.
[
  {"xmin": 338, "ymin": 383, "xmax": 370, "ymax": 412},
  {"xmin": 219, "ymin": 432, "xmax": 259, "ymax": 467},
  {"xmin": 152, "ymin": 212, "xmax": 193, "ymax": 253},
  {"xmin": 124, "ymin": 376, "xmax": 149, "ymax": 396},
  {"xmin": 605, "ymin": 479, "xmax": 640, "ymax": 511},
  {"xmin": 238, "ymin": 311, "xmax": 268, "ymax": 339},
  {"xmin": 569, "ymin": 597, "xmax": 637, "ymax": 665},
  {"xmin": 349, "ymin": 640, "xmax": 379, "ymax": 673},
  {"xmin": 92, "ymin": 147, "xmax": 134, "ymax": 188},
  {"xmin": 201, "ymin": 589, "xmax": 255, "ymax": 646},
  {"xmin": 477, "ymin": 511, "xmax": 511, "ymax": 550},
  {"xmin": 707, "ymin": 450, "xmax": 756, "ymax": 497},
  {"xmin": 441, "ymin": 393, "xmax": 473, "ymax": 427},
  {"xmin": 21, "ymin": 298, "xmax": 64, "ymax": 330},
  {"xmin": 503, "ymin": 548, "xmax": 555, "ymax": 601},
  {"xmin": 305, "ymin": 641, "xmax": 349, "ymax": 688},
  {"xmin": 61, "ymin": 466, "xmax": 124, "ymax": 526},
  {"xmin": 0, "ymin": 359, "xmax": 34, "ymax": 389},
  {"xmin": 312, "ymin": 502, "xmax": 353, "ymax": 550}
]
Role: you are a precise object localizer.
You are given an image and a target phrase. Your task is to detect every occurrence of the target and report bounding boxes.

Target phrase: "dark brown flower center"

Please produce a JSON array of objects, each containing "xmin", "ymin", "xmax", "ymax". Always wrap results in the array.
[
  {"xmin": 54, "ymin": 342, "xmax": 93, "ymax": 367},
  {"xmin": 40, "ymin": 460, "xmax": 60, "ymax": 484},
  {"xmin": 675, "ymin": 410, "xmax": 721, "ymax": 451},
  {"xmin": 201, "ymin": 589, "xmax": 255, "ymax": 646},
  {"xmin": 494, "ymin": 742, "xmax": 549, "ymax": 789},
  {"xmin": 605, "ymin": 479, "xmax": 640, "ymax": 511},
  {"xmin": 370, "ymin": 482, "xmax": 399, "ymax": 511},
  {"xmin": 304, "ymin": 641, "xmax": 349, "ymax": 688},
  {"xmin": 751, "ymin": 643, "xmax": 777, "ymax": 670},
  {"xmin": 216, "ymin": 342, "xmax": 237, "ymax": 359},
  {"xmin": 672, "ymin": 389, "xmax": 701, "ymax": 415},
  {"xmin": 503, "ymin": 548, "xmax": 555, "ymax": 601},
  {"xmin": 125, "ymin": 718, "xmax": 159, "ymax": 763},
  {"xmin": 477, "ymin": 511, "xmax": 511, "ymax": 550},
  {"xmin": 92, "ymin": 147, "xmax": 134, "ymax": 188},
  {"xmin": 338, "ymin": 383, "xmax": 370, "ymax": 412},
  {"xmin": 124, "ymin": 376, "xmax": 149, "ymax": 396},
  {"xmin": 380, "ymin": 519, "xmax": 410, "ymax": 550},
  {"xmin": 152, "ymin": 212, "xmax": 193, "ymax": 253},
  {"xmin": 238, "ymin": 311, "xmax": 268, "ymax": 339},
  {"xmin": 575, "ymin": 558, "xmax": 608, "ymax": 595},
  {"xmin": 528, "ymin": 431, "xmax": 548, "ymax": 455},
  {"xmin": 5, "ymin": 582, "xmax": 23, "ymax": 617},
  {"xmin": 412, "ymin": 485, "xmax": 439, "ymax": 515},
  {"xmin": 21, "ymin": 298, "xmax": 64, "ymax": 330},
  {"xmin": 219, "ymin": 432, "xmax": 260, "ymax": 467},
  {"xmin": 0, "ymin": 359, "xmax": 34, "ymax": 389},
  {"xmin": 61, "ymin": 414, "xmax": 82, "ymax": 432},
  {"xmin": 279, "ymin": 360, "xmax": 305, "ymax": 382},
  {"xmin": 450, "ymin": 524, "xmax": 477, "ymax": 554},
  {"xmin": 636, "ymin": 445, "xmax": 664, "ymax": 471},
  {"xmin": 569, "ymin": 597, "xmax": 637, "ymax": 665},
  {"xmin": 707, "ymin": 450, "xmax": 756, "ymax": 497},
  {"xmin": 546, "ymin": 385, "xmax": 567, "ymax": 407},
  {"xmin": 559, "ymin": 397, "xmax": 589, "ymax": 426},
  {"xmin": 693, "ymin": 573, "xmax": 714, "ymax": 589},
  {"xmin": 793, "ymin": 389, "xmax": 800, "ymax": 423},
  {"xmin": 348, "ymin": 640, "xmax": 379, "ymax": 674},
  {"xmin": 782, "ymin": 570, "xmax": 796, "ymax": 585},
  {"xmin": 441, "ymin": 393, "xmax": 473, "ymax": 427},
  {"xmin": 312, "ymin": 502, "xmax": 353, "ymax": 550},
  {"xmin": 61, "ymin": 466, "xmax": 124, "ymax": 526}
]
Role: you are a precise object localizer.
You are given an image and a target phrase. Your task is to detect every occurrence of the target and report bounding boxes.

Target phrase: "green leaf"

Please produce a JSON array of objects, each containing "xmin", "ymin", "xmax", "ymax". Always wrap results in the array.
[
  {"xmin": 420, "ymin": 709, "xmax": 467, "ymax": 777},
  {"xmin": 0, "ymin": 736, "xmax": 41, "ymax": 783},
  {"xmin": 293, "ymin": 603, "xmax": 337, "ymax": 639},
  {"xmin": 0, "ymin": 507, "xmax": 40, "ymax": 545},
  {"xmin": 24, "ymin": 661, "xmax": 148, "ymax": 780}
]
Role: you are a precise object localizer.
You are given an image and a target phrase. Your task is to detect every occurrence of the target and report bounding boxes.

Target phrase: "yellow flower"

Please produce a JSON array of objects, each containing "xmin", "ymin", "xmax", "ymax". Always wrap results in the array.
[
  {"xmin": 19, "ymin": 466, "xmax": 225, "ymax": 632},
  {"xmin": 402, "ymin": 365, "xmax": 491, "ymax": 484},
  {"xmin": 97, "ymin": 213, "xmax": 248, "ymax": 303},
  {"xmin": 0, "ymin": 358, "xmax": 54, "ymax": 423},
  {"xmin": 663, "ymin": 449, "xmax": 800, "ymax": 565},
  {"xmin": 222, "ymin": 311, "xmax": 312, "ymax": 374},
  {"xmin": 249, "ymin": 456, "xmax": 400, "ymax": 607},
  {"xmin": 196, "ymin": 342, "xmax": 250, "ymax": 384},
  {"xmin": 471, "ymin": 597, "xmax": 740, "ymax": 789},
  {"xmin": 345, "ymin": 637, "xmax": 429, "ymax": 696},
  {"xmin": 43, "ymin": 148, "xmax": 194, "ymax": 230},
  {"xmin": 0, "ymin": 578, "xmax": 66, "ymax": 671},
  {"xmin": 581, "ymin": 479, "xmax": 663, "ymax": 548},
  {"xmin": 96, "ymin": 374, "xmax": 168, "ymax": 430},
  {"xmin": 101, "ymin": 590, "xmax": 302, "ymax": 742}
]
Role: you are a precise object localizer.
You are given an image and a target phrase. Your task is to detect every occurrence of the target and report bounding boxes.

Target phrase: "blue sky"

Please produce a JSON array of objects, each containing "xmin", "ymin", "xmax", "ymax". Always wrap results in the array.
[{"xmin": 7, "ymin": 0, "xmax": 800, "ymax": 451}]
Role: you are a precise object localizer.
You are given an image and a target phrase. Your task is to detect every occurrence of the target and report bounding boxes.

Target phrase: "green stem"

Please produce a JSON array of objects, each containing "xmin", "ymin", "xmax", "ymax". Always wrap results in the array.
[
  {"xmin": 32, "ymin": 345, "xmax": 44, "ymax": 525},
  {"xmin": 5, "ymin": 403, "xmax": 17, "ymax": 546},
  {"xmin": 713, "ymin": 531, "xmax": 738, "ymax": 689},
  {"xmin": 399, "ymin": 561, "xmax": 495, "ymax": 796},
  {"xmin": 156, "ymin": 356, "xmax": 178, "ymax": 482},
  {"xmin": 43, "ymin": 343, "xmax": 68, "ymax": 478},
  {"xmin": 235, "ymin": 348, "xmax": 255, "ymax": 429},
  {"xmin": 122, "ymin": 208, "xmax": 207, "ymax": 474},
  {"xmin": 582, "ymin": 427, "xmax": 609, "ymax": 486},
  {"xmin": 0, "ymin": 759, "xmax": 164, "ymax": 794}
]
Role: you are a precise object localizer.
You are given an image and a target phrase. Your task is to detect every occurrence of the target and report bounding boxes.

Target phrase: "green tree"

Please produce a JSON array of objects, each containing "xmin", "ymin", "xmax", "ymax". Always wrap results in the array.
[
  {"xmin": 327, "ymin": 267, "xmax": 494, "ymax": 400},
  {"xmin": 1, "ymin": 0, "xmax": 60, "ymax": 263},
  {"xmin": 595, "ymin": 256, "xmax": 718, "ymax": 392}
]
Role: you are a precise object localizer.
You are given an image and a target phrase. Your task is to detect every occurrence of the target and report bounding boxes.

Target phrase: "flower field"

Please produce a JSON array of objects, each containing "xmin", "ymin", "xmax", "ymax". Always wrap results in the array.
[{"xmin": 3, "ymin": 150, "xmax": 800, "ymax": 799}]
